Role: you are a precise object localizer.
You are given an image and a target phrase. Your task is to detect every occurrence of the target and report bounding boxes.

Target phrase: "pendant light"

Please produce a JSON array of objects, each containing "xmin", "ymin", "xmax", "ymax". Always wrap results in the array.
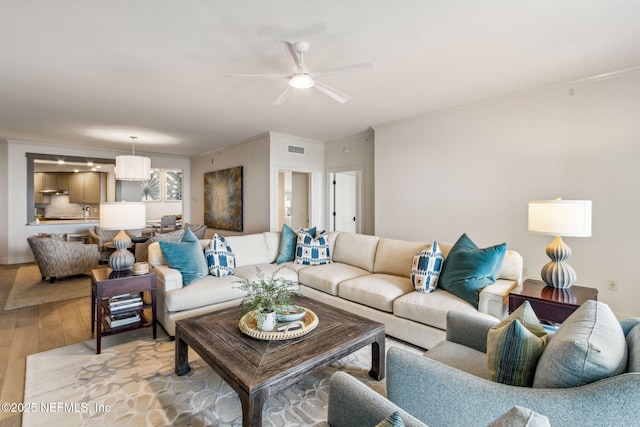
[{"xmin": 115, "ymin": 136, "xmax": 151, "ymax": 181}]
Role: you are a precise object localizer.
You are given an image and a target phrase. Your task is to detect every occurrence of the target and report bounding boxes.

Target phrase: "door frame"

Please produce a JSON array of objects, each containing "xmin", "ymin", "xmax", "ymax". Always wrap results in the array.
[
  {"xmin": 273, "ymin": 166, "xmax": 313, "ymax": 232},
  {"xmin": 327, "ymin": 166, "xmax": 362, "ymax": 234}
]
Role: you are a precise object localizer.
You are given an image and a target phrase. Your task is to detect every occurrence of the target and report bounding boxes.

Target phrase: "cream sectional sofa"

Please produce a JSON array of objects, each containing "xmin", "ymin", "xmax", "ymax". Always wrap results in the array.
[{"xmin": 148, "ymin": 231, "xmax": 522, "ymax": 349}]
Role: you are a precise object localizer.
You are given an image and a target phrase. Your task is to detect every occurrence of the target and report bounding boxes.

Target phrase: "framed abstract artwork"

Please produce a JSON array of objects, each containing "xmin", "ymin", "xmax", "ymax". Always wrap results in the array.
[
  {"xmin": 204, "ymin": 166, "xmax": 243, "ymax": 231},
  {"xmin": 164, "ymin": 169, "xmax": 183, "ymax": 201},
  {"xmin": 141, "ymin": 169, "xmax": 161, "ymax": 201}
]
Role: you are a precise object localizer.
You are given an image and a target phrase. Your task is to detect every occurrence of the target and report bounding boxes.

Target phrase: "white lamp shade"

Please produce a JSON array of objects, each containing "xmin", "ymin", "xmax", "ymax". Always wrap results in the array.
[
  {"xmin": 100, "ymin": 202, "xmax": 146, "ymax": 230},
  {"xmin": 528, "ymin": 200, "xmax": 592, "ymax": 237},
  {"xmin": 115, "ymin": 155, "xmax": 151, "ymax": 181}
]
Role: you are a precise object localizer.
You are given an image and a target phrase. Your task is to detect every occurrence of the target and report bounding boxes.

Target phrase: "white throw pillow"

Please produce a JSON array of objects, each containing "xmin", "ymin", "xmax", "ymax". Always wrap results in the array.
[
  {"xmin": 295, "ymin": 229, "xmax": 331, "ymax": 265},
  {"xmin": 204, "ymin": 234, "xmax": 236, "ymax": 277},
  {"xmin": 410, "ymin": 242, "xmax": 444, "ymax": 293}
]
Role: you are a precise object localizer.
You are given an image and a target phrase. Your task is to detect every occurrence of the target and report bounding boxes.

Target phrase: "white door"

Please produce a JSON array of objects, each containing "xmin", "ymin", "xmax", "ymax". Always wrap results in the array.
[{"xmin": 332, "ymin": 171, "xmax": 357, "ymax": 233}]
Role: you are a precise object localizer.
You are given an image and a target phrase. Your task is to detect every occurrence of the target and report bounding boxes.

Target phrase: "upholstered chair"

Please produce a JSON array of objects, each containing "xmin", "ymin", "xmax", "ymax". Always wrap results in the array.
[{"xmin": 27, "ymin": 235, "xmax": 99, "ymax": 283}]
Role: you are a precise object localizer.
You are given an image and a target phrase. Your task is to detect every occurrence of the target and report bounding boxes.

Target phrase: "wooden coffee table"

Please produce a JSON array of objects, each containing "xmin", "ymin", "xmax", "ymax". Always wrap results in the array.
[{"xmin": 174, "ymin": 296, "xmax": 385, "ymax": 427}]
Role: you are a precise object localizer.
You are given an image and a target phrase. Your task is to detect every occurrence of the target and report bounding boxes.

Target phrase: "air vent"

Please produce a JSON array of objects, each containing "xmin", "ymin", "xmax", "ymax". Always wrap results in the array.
[{"xmin": 287, "ymin": 145, "xmax": 305, "ymax": 155}]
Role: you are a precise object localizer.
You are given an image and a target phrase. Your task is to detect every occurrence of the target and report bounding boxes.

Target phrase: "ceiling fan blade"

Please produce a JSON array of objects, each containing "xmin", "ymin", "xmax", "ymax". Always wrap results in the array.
[
  {"xmin": 278, "ymin": 40, "xmax": 303, "ymax": 72},
  {"xmin": 273, "ymin": 86, "xmax": 294, "ymax": 105},
  {"xmin": 226, "ymin": 73, "xmax": 290, "ymax": 79},
  {"xmin": 314, "ymin": 81, "xmax": 351, "ymax": 104},
  {"xmin": 313, "ymin": 62, "xmax": 375, "ymax": 78}
]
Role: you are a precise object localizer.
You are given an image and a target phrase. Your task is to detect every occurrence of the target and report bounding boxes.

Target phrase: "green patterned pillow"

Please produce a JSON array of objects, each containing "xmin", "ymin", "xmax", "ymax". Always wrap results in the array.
[
  {"xmin": 376, "ymin": 411, "xmax": 405, "ymax": 427},
  {"xmin": 487, "ymin": 301, "xmax": 548, "ymax": 386}
]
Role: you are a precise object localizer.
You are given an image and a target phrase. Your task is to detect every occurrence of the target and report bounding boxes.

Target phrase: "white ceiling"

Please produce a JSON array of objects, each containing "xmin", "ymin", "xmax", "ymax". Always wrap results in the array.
[{"xmin": 2, "ymin": 1, "xmax": 639, "ymax": 157}]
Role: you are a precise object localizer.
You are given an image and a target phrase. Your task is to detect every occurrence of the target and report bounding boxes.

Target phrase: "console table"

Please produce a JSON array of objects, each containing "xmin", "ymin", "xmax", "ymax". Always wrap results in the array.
[{"xmin": 509, "ymin": 279, "xmax": 598, "ymax": 325}]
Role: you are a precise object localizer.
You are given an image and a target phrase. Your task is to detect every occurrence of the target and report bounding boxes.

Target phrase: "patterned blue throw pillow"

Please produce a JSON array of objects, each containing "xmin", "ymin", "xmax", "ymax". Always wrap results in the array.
[
  {"xmin": 204, "ymin": 233, "xmax": 236, "ymax": 277},
  {"xmin": 295, "ymin": 229, "xmax": 331, "ymax": 265},
  {"xmin": 410, "ymin": 241, "xmax": 444, "ymax": 293}
]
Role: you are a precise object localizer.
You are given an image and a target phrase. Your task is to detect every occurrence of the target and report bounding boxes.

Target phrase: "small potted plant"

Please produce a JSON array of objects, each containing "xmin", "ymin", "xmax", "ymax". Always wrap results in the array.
[{"xmin": 235, "ymin": 267, "xmax": 302, "ymax": 331}]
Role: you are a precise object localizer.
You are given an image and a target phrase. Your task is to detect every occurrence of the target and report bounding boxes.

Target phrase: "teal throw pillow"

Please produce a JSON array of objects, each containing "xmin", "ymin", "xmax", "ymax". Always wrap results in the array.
[
  {"xmin": 275, "ymin": 224, "xmax": 316, "ymax": 264},
  {"xmin": 159, "ymin": 228, "xmax": 208, "ymax": 285},
  {"xmin": 375, "ymin": 411, "xmax": 405, "ymax": 427},
  {"xmin": 438, "ymin": 233, "xmax": 506, "ymax": 308}
]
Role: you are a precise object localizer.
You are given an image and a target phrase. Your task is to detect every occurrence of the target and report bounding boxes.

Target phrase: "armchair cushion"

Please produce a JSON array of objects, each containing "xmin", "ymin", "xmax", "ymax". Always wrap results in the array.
[
  {"xmin": 438, "ymin": 233, "xmax": 506, "ymax": 308},
  {"xmin": 487, "ymin": 301, "xmax": 548, "ymax": 386},
  {"xmin": 533, "ymin": 300, "xmax": 627, "ymax": 388}
]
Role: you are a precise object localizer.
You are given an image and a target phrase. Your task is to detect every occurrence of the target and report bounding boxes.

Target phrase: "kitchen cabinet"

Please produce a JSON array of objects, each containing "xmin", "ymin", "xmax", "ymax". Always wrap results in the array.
[
  {"xmin": 42, "ymin": 172, "xmax": 69, "ymax": 191},
  {"xmin": 34, "ymin": 173, "xmax": 47, "ymax": 204},
  {"xmin": 69, "ymin": 172, "xmax": 103, "ymax": 203}
]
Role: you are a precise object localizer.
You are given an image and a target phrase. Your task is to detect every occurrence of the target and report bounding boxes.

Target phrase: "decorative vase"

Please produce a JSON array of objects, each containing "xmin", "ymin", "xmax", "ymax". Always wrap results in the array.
[{"xmin": 256, "ymin": 309, "xmax": 277, "ymax": 331}]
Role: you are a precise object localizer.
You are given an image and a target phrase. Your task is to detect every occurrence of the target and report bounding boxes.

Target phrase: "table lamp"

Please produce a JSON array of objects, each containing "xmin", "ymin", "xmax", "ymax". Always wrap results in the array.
[
  {"xmin": 528, "ymin": 199, "xmax": 592, "ymax": 288},
  {"xmin": 100, "ymin": 202, "xmax": 146, "ymax": 271}
]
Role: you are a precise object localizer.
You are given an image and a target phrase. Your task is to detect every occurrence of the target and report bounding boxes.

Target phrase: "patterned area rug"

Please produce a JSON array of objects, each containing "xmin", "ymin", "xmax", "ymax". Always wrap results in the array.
[
  {"xmin": 24, "ymin": 328, "xmax": 423, "ymax": 426},
  {"xmin": 3, "ymin": 265, "xmax": 93, "ymax": 310}
]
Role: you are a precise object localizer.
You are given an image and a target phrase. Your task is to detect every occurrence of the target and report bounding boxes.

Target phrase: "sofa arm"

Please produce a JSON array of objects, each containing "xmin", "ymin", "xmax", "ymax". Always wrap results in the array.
[
  {"xmin": 479, "ymin": 278, "xmax": 518, "ymax": 319},
  {"xmin": 445, "ymin": 311, "xmax": 498, "ymax": 353},
  {"xmin": 387, "ymin": 347, "xmax": 640, "ymax": 427},
  {"xmin": 327, "ymin": 372, "xmax": 427, "ymax": 427},
  {"xmin": 151, "ymin": 265, "xmax": 184, "ymax": 292}
]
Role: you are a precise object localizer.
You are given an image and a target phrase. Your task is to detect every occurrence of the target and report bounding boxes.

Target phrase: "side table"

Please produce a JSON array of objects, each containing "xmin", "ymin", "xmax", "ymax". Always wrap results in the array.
[
  {"xmin": 509, "ymin": 279, "xmax": 598, "ymax": 325},
  {"xmin": 91, "ymin": 268, "xmax": 157, "ymax": 354}
]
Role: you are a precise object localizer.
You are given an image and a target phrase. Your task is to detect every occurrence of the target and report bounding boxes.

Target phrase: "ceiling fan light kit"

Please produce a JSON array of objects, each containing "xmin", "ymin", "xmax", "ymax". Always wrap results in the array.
[
  {"xmin": 289, "ymin": 73, "xmax": 314, "ymax": 89},
  {"xmin": 227, "ymin": 40, "xmax": 374, "ymax": 105}
]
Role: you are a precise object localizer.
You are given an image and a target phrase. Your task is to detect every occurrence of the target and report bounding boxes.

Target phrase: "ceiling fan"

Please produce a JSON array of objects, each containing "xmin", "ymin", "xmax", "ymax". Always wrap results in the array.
[{"xmin": 226, "ymin": 41, "xmax": 374, "ymax": 105}]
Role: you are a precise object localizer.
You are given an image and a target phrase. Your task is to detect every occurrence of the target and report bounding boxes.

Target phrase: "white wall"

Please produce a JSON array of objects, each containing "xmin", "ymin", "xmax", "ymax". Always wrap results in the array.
[
  {"xmin": 190, "ymin": 134, "xmax": 271, "ymax": 235},
  {"xmin": 325, "ymin": 130, "xmax": 375, "ymax": 235},
  {"xmin": 374, "ymin": 71, "xmax": 640, "ymax": 318},
  {"xmin": 269, "ymin": 132, "xmax": 326, "ymax": 232},
  {"xmin": 1, "ymin": 140, "xmax": 190, "ymax": 264}
]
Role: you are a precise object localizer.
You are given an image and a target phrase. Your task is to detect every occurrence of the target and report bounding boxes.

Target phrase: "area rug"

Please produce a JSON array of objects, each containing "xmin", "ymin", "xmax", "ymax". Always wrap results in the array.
[
  {"xmin": 3, "ymin": 265, "xmax": 92, "ymax": 311},
  {"xmin": 24, "ymin": 328, "xmax": 422, "ymax": 426}
]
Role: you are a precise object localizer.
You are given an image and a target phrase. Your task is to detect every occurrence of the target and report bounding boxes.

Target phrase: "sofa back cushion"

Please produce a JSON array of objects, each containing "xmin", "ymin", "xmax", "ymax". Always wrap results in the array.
[
  {"xmin": 332, "ymin": 232, "xmax": 380, "ymax": 272},
  {"xmin": 225, "ymin": 233, "xmax": 278, "ymax": 267},
  {"xmin": 496, "ymin": 250, "xmax": 523, "ymax": 282},
  {"xmin": 533, "ymin": 300, "xmax": 628, "ymax": 388},
  {"xmin": 627, "ymin": 323, "xmax": 640, "ymax": 372},
  {"xmin": 374, "ymin": 238, "xmax": 429, "ymax": 278}
]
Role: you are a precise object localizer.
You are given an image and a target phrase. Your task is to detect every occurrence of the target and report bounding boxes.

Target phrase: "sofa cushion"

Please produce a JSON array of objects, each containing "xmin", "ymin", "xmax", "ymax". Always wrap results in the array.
[
  {"xmin": 438, "ymin": 233, "xmax": 506, "ymax": 308},
  {"xmin": 487, "ymin": 406, "xmax": 551, "ymax": 427},
  {"xmin": 275, "ymin": 225, "xmax": 316, "ymax": 264},
  {"xmin": 332, "ymin": 232, "xmax": 380, "ymax": 272},
  {"xmin": 533, "ymin": 300, "xmax": 628, "ymax": 388},
  {"xmin": 234, "ymin": 263, "xmax": 298, "ymax": 283},
  {"xmin": 224, "ymin": 233, "xmax": 276, "ymax": 267},
  {"xmin": 158, "ymin": 228, "xmax": 209, "ymax": 286},
  {"xmin": 487, "ymin": 301, "xmax": 548, "ymax": 386},
  {"xmin": 299, "ymin": 263, "xmax": 371, "ymax": 296},
  {"xmin": 339, "ymin": 274, "xmax": 413, "ymax": 313},
  {"xmin": 374, "ymin": 238, "xmax": 429, "ymax": 278},
  {"xmin": 204, "ymin": 234, "xmax": 236, "ymax": 277},
  {"xmin": 393, "ymin": 289, "xmax": 498, "ymax": 330},
  {"xmin": 295, "ymin": 229, "xmax": 331, "ymax": 265},
  {"xmin": 376, "ymin": 411, "xmax": 405, "ymax": 427},
  {"xmin": 410, "ymin": 242, "xmax": 444, "ymax": 293},
  {"xmin": 164, "ymin": 274, "xmax": 244, "ymax": 312}
]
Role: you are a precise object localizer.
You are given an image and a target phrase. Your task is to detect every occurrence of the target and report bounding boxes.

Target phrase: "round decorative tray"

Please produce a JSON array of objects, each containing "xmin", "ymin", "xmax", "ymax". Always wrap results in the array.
[{"xmin": 238, "ymin": 307, "xmax": 318, "ymax": 341}]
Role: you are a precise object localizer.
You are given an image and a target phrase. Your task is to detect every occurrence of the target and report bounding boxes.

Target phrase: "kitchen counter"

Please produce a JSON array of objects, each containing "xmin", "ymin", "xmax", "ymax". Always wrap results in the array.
[{"xmin": 28, "ymin": 219, "xmax": 99, "ymax": 226}]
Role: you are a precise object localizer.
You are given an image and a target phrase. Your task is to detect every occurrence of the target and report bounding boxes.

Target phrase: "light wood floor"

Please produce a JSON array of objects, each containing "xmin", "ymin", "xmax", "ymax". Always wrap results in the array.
[{"xmin": 0, "ymin": 263, "xmax": 93, "ymax": 427}]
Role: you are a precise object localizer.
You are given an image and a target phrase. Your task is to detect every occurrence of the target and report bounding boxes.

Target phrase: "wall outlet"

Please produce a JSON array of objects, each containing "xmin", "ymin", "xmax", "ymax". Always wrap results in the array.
[{"xmin": 607, "ymin": 279, "xmax": 619, "ymax": 291}]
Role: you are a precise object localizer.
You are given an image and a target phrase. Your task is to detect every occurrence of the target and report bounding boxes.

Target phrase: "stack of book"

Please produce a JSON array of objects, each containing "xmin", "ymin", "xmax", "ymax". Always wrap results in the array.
[
  {"xmin": 108, "ymin": 293, "xmax": 143, "ymax": 313},
  {"xmin": 106, "ymin": 311, "xmax": 141, "ymax": 328}
]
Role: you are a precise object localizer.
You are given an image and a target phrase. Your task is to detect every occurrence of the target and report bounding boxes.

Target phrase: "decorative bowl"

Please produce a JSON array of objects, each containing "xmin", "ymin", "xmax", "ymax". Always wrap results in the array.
[{"xmin": 276, "ymin": 306, "xmax": 306, "ymax": 322}]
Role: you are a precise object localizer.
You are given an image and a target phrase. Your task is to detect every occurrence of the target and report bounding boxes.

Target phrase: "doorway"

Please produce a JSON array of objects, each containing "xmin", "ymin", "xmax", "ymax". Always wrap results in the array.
[
  {"xmin": 278, "ymin": 171, "xmax": 310, "ymax": 231},
  {"xmin": 329, "ymin": 170, "xmax": 360, "ymax": 233}
]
